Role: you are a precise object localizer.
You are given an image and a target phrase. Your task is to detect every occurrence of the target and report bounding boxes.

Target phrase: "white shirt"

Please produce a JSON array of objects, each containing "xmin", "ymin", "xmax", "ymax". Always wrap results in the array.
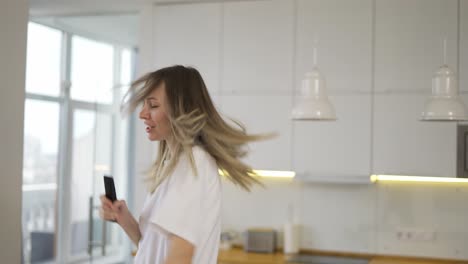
[{"xmin": 134, "ymin": 146, "xmax": 222, "ymax": 264}]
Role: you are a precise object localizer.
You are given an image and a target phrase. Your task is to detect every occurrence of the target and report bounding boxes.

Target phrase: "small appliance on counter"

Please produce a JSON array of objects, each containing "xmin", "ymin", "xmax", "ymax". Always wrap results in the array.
[
  {"xmin": 244, "ymin": 228, "xmax": 276, "ymax": 253},
  {"xmin": 220, "ymin": 230, "xmax": 237, "ymax": 250}
]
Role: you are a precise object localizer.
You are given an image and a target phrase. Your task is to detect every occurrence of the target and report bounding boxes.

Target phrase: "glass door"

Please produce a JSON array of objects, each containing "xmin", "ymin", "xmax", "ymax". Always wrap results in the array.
[
  {"xmin": 69, "ymin": 108, "xmax": 123, "ymax": 262},
  {"xmin": 22, "ymin": 22, "xmax": 62, "ymax": 264},
  {"xmin": 66, "ymin": 35, "xmax": 129, "ymax": 263},
  {"xmin": 22, "ymin": 99, "xmax": 61, "ymax": 264}
]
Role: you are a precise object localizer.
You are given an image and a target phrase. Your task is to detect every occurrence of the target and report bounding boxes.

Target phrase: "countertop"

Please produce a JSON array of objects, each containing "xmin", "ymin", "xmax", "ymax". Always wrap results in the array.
[{"xmin": 217, "ymin": 248, "xmax": 468, "ymax": 264}]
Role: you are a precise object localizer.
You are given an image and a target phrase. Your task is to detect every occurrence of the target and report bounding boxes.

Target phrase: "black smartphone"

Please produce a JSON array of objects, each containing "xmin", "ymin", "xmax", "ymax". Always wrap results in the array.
[{"xmin": 104, "ymin": 175, "xmax": 117, "ymax": 202}]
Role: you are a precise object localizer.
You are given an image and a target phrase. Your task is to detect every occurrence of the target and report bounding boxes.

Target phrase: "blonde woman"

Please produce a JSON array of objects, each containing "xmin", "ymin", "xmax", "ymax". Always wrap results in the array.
[{"xmin": 99, "ymin": 65, "xmax": 269, "ymax": 264}]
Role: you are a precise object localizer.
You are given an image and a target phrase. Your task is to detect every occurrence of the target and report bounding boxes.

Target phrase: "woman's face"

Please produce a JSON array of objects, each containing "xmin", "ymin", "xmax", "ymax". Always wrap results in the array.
[{"xmin": 139, "ymin": 83, "xmax": 172, "ymax": 142}]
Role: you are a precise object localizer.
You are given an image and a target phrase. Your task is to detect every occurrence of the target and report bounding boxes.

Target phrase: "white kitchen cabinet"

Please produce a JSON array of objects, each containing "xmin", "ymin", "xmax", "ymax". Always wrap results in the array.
[
  {"xmin": 372, "ymin": 0, "xmax": 458, "ymax": 177},
  {"xmin": 222, "ymin": 0, "xmax": 294, "ymax": 94},
  {"xmin": 218, "ymin": 95, "xmax": 292, "ymax": 171},
  {"xmin": 374, "ymin": 0, "xmax": 458, "ymax": 93},
  {"xmin": 152, "ymin": 3, "xmax": 222, "ymax": 95},
  {"xmin": 296, "ymin": 0, "xmax": 372, "ymax": 94},
  {"xmin": 293, "ymin": 0, "xmax": 372, "ymax": 180},
  {"xmin": 372, "ymin": 94, "xmax": 457, "ymax": 177},
  {"xmin": 461, "ymin": 0, "xmax": 468, "ymax": 92},
  {"xmin": 293, "ymin": 95, "xmax": 372, "ymax": 178}
]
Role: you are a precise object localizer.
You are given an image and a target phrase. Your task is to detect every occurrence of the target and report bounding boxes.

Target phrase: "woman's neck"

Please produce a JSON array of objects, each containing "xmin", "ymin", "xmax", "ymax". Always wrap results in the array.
[
  {"xmin": 165, "ymin": 136, "xmax": 199, "ymax": 160},
  {"xmin": 165, "ymin": 137, "xmax": 176, "ymax": 159}
]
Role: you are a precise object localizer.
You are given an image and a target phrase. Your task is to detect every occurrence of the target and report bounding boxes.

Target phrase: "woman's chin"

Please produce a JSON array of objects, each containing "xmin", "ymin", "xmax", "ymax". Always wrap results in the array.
[{"xmin": 147, "ymin": 134, "xmax": 161, "ymax": 141}]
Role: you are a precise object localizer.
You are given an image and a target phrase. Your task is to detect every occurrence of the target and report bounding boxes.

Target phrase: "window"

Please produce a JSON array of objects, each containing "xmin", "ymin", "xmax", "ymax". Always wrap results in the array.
[
  {"xmin": 23, "ymin": 100, "xmax": 60, "ymax": 185},
  {"xmin": 22, "ymin": 22, "xmax": 135, "ymax": 264},
  {"xmin": 71, "ymin": 36, "xmax": 114, "ymax": 104},
  {"xmin": 25, "ymin": 23, "xmax": 62, "ymax": 97}
]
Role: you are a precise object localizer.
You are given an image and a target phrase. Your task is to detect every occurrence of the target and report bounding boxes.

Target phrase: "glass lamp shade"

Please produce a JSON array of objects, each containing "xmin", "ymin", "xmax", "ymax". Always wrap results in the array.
[
  {"xmin": 292, "ymin": 68, "xmax": 337, "ymax": 120},
  {"xmin": 421, "ymin": 65, "xmax": 468, "ymax": 121}
]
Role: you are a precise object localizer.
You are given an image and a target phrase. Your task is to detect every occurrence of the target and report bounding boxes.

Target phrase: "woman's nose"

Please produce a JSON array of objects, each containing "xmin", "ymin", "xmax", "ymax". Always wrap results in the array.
[{"xmin": 139, "ymin": 106, "xmax": 149, "ymax": 120}]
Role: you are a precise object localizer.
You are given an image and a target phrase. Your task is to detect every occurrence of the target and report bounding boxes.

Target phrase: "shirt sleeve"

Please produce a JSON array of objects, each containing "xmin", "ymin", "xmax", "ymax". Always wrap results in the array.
[{"xmin": 148, "ymin": 149, "xmax": 208, "ymax": 246}]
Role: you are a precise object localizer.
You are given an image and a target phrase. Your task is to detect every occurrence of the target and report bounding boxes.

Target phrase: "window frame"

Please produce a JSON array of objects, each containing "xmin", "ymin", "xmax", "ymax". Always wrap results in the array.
[{"xmin": 23, "ymin": 21, "xmax": 136, "ymax": 264}]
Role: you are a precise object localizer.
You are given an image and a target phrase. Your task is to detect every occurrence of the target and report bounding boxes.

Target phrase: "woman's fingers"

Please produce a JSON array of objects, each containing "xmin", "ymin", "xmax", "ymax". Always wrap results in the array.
[
  {"xmin": 99, "ymin": 208, "xmax": 116, "ymax": 221},
  {"xmin": 100, "ymin": 194, "xmax": 113, "ymax": 208},
  {"xmin": 111, "ymin": 200, "xmax": 127, "ymax": 212},
  {"xmin": 99, "ymin": 195, "xmax": 125, "ymax": 222}
]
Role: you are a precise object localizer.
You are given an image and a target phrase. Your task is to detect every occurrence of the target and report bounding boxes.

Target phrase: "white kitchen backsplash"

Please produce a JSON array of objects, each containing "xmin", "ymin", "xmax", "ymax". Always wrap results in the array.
[
  {"xmin": 220, "ymin": 179, "xmax": 468, "ymax": 260},
  {"xmin": 376, "ymin": 182, "xmax": 468, "ymax": 259}
]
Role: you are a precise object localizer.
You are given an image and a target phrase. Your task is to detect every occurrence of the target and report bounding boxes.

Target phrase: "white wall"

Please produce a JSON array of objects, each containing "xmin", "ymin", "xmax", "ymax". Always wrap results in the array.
[
  {"xmin": 0, "ymin": 0, "xmax": 28, "ymax": 262},
  {"xmin": 132, "ymin": 3, "xmax": 159, "ymax": 218},
  {"xmin": 133, "ymin": 0, "xmax": 468, "ymax": 260}
]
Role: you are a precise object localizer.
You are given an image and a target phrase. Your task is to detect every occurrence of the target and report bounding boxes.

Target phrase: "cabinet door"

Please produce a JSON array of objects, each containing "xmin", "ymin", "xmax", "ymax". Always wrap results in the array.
[
  {"xmin": 153, "ymin": 3, "xmax": 222, "ymax": 95},
  {"xmin": 374, "ymin": 0, "xmax": 458, "ymax": 93},
  {"xmin": 461, "ymin": 0, "xmax": 468, "ymax": 92},
  {"xmin": 222, "ymin": 0, "xmax": 294, "ymax": 94},
  {"xmin": 293, "ymin": 95, "xmax": 372, "ymax": 177},
  {"xmin": 219, "ymin": 95, "xmax": 293, "ymax": 171},
  {"xmin": 461, "ymin": 1, "xmax": 468, "ymax": 129},
  {"xmin": 293, "ymin": 0, "xmax": 372, "ymax": 179},
  {"xmin": 373, "ymin": 94, "xmax": 456, "ymax": 176},
  {"xmin": 296, "ymin": 0, "xmax": 373, "ymax": 94},
  {"xmin": 373, "ymin": 0, "xmax": 458, "ymax": 177}
]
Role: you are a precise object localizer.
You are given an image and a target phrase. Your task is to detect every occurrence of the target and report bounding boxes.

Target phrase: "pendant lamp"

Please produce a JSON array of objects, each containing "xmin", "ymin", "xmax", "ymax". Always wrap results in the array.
[
  {"xmin": 292, "ymin": 41, "xmax": 337, "ymax": 120},
  {"xmin": 421, "ymin": 38, "xmax": 468, "ymax": 121}
]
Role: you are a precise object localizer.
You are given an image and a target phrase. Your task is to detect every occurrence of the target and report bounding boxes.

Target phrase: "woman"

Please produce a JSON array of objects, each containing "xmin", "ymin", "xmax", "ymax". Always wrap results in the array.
[{"xmin": 99, "ymin": 65, "xmax": 269, "ymax": 264}]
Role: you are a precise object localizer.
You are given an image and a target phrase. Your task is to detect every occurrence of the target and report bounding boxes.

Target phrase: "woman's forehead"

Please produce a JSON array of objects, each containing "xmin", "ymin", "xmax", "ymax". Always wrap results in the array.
[{"xmin": 147, "ymin": 83, "xmax": 166, "ymax": 99}]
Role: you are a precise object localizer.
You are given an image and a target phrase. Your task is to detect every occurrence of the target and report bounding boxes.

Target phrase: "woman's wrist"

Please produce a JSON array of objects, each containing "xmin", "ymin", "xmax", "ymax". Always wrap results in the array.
[{"xmin": 118, "ymin": 213, "xmax": 141, "ymax": 245}]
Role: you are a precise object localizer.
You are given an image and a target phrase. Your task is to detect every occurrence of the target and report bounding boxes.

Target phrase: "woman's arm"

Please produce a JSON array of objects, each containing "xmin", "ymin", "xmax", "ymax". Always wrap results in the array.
[
  {"xmin": 100, "ymin": 195, "xmax": 142, "ymax": 246},
  {"xmin": 164, "ymin": 234, "xmax": 194, "ymax": 264},
  {"xmin": 115, "ymin": 206, "xmax": 141, "ymax": 246}
]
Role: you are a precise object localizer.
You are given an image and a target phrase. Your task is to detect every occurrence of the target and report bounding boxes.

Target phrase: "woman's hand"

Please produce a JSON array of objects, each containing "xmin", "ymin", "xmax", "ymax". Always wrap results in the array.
[
  {"xmin": 99, "ymin": 195, "xmax": 129, "ymax": 222},
  {"xmin": 99, "ymin": 195, "xmax": 117, "ymax": 221},
  {"xmin": 99, "ymin": 195, "xmax": 141, "ymax": 246}
]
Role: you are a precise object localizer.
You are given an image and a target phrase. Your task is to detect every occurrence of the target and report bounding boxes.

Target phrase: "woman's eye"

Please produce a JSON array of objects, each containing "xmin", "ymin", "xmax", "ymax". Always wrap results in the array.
[{"xmin": 150, "ymin": 105, "xmax": 159, "ymax": 108}]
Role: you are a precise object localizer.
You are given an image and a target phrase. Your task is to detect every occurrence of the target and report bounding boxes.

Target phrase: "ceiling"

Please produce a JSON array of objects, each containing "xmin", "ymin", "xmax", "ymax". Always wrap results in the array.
[
  {"xmin": 29, "ymin": 0, "xmax": 240, "ymax": 47},
  {"xmin": 33, "ymin": 14, "xmax": 140, "ymax": 46},
  {"xmin": 29, "ymin": 0, "xmax": 236, "ymax": 16}
]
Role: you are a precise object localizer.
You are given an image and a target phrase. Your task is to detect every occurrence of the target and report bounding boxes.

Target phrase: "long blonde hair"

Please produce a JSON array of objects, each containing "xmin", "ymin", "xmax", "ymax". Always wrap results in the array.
[{"xmin": 121, "ymin": 65, "xmax": 273, "ymax": 192}]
